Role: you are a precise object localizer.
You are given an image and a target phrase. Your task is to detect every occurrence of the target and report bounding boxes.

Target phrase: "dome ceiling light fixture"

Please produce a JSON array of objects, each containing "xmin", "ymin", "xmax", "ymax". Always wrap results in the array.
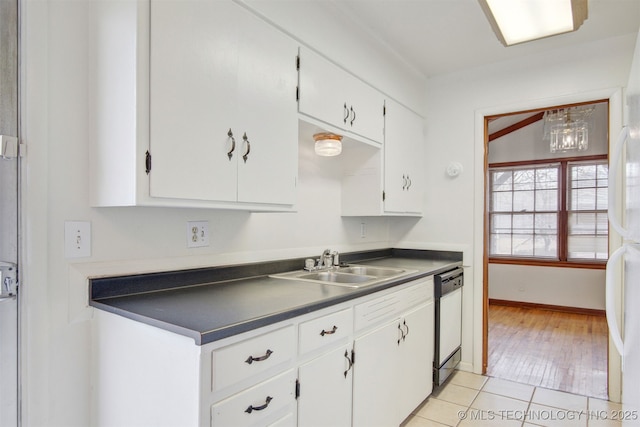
[
  {"xmin": 478, "ymin": 0, "xmax": 588, "ymax": 46},
  {"xmin": 313, "ymin": 132, "xmax": 343, "ymax": 156}
]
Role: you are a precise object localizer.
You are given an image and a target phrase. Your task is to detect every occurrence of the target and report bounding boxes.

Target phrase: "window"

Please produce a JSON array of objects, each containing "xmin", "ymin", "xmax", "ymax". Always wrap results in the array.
[
  {"xmin": 567, "ymin": 161, "xmax": 609, "ymax": 261},
  {"xmin": 488, "ymin": 158, "xmax": 608, "ymax": 264}
]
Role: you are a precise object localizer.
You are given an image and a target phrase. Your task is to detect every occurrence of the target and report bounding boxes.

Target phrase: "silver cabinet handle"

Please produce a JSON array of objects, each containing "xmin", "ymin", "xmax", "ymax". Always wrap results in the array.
[
  {"xmin": 402, "ymin": 174, "xmax": 407, "ymax": 190},
  {"xmin": 350, "ymin": 106, "xmax": 356, "ymax": 126},
  {"xmin": 343, "ymin": 103, "xmax": 349, "ymax": 124},
  {"xmin": 227, "ymin": 129, "xmax": 236, "ymax": 160},
  {"xmin": 406, "ymin": 175, "xmax": 412, "ymax": 190},
  {"xmin": 242, "ymin": 133, "xmax": 250, "ymax": 163}
]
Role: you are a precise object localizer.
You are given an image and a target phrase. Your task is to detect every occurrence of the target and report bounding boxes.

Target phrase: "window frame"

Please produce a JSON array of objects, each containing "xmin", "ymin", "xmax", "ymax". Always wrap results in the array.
[{"xmin": 488, "ymin": 154, "xmax": 608, "ymax": 269}]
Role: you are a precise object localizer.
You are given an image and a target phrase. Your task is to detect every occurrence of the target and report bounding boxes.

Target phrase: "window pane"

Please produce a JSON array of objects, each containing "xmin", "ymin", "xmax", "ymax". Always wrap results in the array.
[
  {"xmin": 492, "ymin": 192, "xmax": 513, "ymax": 212},
  {"xmin": 569, "ymin": 212, "xmax": 596, "ymax": 235},
  {"xmin": 513, "ymin": 170, "xmax": 535, "ymax": 191},
  {"xmin": 536, "ymin": 168, "xmax": 558, "ymax": 189},
  {"xmin": 512, "ymin": 234, "xmax": 533, "ymax": 256},
  {"xmin": 534, "ymin": 234, "xmax": 557, "ymax": 258},
  {"xmin": 597, "ymin": 164, "xmax": 608, "ymax": 179},
  {"xmin": 596, "ymin": 187, "xmax": 608, "ymax": 210},
  {"xmin": 490, "ymin": 234, "xmax": 512, "ymax": 256},
  {"xmin": 535, "ymin": 189, "xmax": 557, "ymax": 211},
  {"xmin": 535, "ymin": 213, "xmax": 557, "ymax": 234},
  {"xmin": 490, "ymin": 214, "xmax": 512, "ymax": 233},
  {"xmin": 492, "ymin": 171, "xmax": 512, "ymax": 192},
  {"xmin": 513, "ymin": 190, "xmax": 534, "ymax": 211},
  {"xmin": 571, "ymin": 188, "xmax": 596, "ymax": 210},
  {"xmin": 568, "ymin": 235, "xmax": 608, "ymax": 260},
  {"xmin": 513, "ymin": 214, "xmax": 533, "ymax": 233}
]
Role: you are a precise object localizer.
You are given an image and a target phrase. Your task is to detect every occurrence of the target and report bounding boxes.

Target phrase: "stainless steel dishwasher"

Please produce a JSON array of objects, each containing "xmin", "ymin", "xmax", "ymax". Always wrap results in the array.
[{"xmin": 433, "ymin": 267, "xmax": 464, "ymax": 387}]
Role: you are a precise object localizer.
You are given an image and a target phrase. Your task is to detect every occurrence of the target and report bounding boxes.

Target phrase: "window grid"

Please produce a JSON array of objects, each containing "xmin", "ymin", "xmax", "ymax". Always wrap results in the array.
[
  {"xmin": 488, "ymin": 158, "xmax": 608, "ymax": 264},
  {"xmin": 567, "ymin": 161, "xmax": 609, "ymax": 261},
  {"xmin": 489, "ymin": 164, "xmax": 559, "ymax": 259}
]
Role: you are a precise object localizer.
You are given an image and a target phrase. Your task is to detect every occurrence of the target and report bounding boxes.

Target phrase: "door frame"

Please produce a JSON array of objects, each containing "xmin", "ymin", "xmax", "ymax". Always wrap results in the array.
[
  {"xmin": 0, "ymin": 0, "xmax": 20, "ymax": 425},
  {"xmin": 473, "ymin": 87, "xmax": 624, "ymax": 402}
]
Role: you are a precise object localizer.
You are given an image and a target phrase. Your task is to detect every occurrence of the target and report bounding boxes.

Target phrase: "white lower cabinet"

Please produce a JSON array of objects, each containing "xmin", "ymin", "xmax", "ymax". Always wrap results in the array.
[
  {"xmin": 352, "ymin": 302, "xmax": 434, "ymax": 427},
  {"xmin": 92, "ymin": 277, "xmax": 435, "ymax": 427},
  {"xmin": 397, "ymin": 303, "xmax": 435, "ymax": 420},
  {"xmin": 298, "ymin": 345, "xmax": 354, "ymax": 427},
  {"xmin": 352, "ymin": 317, "xmax": 402, "ymax": 427}
]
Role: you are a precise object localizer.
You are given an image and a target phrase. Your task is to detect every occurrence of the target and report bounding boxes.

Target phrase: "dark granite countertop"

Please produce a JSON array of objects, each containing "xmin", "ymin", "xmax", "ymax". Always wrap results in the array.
[{"xmin": 90, "ymin": 249, "xmax": 462, "ymax": 345}]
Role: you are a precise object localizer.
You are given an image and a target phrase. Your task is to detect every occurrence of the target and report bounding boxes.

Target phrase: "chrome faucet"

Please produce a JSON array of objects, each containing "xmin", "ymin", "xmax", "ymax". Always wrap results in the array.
[{"xmin": 319, "ymin": 249, "xmax": 332, "ymax": 269}]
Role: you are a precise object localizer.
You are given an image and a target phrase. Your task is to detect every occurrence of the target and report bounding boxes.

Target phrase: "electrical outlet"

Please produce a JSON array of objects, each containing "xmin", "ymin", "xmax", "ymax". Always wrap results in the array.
[
  {"xmin": 64, "ymin": 221, "xmax": 91, "ymax": 258},
  {"xmin": 187, "ymin": 221, "xmax": 209, "ymax": 248},
  {"xmin": 360, "ymin": 222, "xmax": 366, "ymax": 239}
]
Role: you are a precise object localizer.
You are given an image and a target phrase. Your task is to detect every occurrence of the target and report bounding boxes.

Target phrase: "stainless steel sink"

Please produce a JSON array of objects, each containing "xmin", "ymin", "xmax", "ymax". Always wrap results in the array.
[
  {"xmin": 336, "ymin": 266, "xmax": 404, "ymax": 277},
  {"xmin": 270, "ymin": 265, "xmax": 415, "ymax": 288},
  {"xmin": 298, "ymin": 271, "xmax": 372, "ymax": 284}
]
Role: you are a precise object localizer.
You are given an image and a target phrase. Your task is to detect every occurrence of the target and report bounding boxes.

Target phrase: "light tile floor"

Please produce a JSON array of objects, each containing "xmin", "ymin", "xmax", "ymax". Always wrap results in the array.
[{"xmin": 401, "ymin": 371, "xmax": 623, "ymax": 427}]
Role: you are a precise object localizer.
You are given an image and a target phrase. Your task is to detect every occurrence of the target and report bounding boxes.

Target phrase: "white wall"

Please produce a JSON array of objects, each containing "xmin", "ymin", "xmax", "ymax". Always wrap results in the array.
[
  {"xmin": 20, "ymin": 1, "xmax": 424, "ymax": 426},
  {"xmin": 488, "ymin": 264, "xmax": 606, "ymax": 310},
  {"xmin": 396, "ymin": 34, "xmax": 636, "ymax": 376}
]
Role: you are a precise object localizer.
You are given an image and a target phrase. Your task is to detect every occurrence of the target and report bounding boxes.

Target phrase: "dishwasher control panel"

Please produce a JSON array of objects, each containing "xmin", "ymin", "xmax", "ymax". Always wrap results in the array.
[{"xmin": 434, "ymin": 267, "xmax": 463, "ymax": 298}]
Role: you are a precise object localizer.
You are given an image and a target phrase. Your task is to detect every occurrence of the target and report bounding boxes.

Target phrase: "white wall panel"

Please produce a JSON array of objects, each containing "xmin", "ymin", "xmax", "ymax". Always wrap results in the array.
[{"xmin": 488, "ymin": 264, "xmax": 605, "ymax": 310}]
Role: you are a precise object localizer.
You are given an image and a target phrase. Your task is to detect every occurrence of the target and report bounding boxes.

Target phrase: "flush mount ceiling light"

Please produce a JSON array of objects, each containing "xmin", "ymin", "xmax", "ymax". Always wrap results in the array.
[
  {"xmin": 478, "ymin": 0, "xmax": 588, "ymax": 46},
  {"xmin": 313, "ymin": 132, "xmax": 343, "ymax": 156}
]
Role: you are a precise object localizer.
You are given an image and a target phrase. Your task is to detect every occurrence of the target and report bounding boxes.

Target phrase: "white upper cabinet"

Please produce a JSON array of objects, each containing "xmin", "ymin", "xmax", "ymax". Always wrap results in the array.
[
  {"xmin": 341, "ymin": 99, "xmax": 424, "ymax": 217},
  {"xmin": 150, "ymin": 0, "xmax": 298, "ymax": 206},
  {"xmin": 383, "ymin": 99, "xmax": 424, "ymax": 215},
  {"xmin": 297, "ymin": 47, "xmax": 384, "ymax": 145},
  {"xmin": 90, "ymin": 0, "xmax": 298, "ymax": 209}
]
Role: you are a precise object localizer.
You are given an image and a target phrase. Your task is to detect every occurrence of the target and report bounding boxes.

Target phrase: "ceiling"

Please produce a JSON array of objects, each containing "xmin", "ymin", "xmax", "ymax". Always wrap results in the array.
[{"xmin": 330, "ymin": 0, "xmax": 640, "ymax": 78}]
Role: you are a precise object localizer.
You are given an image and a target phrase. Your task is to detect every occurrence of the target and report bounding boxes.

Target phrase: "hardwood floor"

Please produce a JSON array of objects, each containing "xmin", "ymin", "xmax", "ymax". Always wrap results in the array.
[{"xmin": 486, "ymin": 303, "xmax": 608, "ymax": 399}]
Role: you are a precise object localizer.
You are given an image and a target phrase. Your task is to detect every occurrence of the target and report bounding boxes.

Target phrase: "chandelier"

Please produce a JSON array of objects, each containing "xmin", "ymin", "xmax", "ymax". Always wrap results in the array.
[{"xmin": 543, "ymin": 106, "xmax": 594, "ymax": 153}]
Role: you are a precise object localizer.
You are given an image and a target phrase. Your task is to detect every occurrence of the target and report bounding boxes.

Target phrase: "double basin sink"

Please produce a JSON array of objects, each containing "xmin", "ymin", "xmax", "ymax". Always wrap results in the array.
[{"xmin": 270, "ymin": 265, "xmax": 416, "ymax": 288}]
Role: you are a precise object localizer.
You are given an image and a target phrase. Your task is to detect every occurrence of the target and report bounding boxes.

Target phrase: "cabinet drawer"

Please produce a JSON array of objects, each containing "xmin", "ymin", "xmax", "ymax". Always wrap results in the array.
[
  {"xmin": 299, "ymin": 308, "xmax": 353, "ymax": 355},
  {"xmin": 354, "ymin": 291, "xmax": 403, "ymax": 331},
  {"xmin": 354, "ymin": 280, "xmax": 432, "ymax": 331},
  {"xmin": 212, "ymin": 325, "xmax": 295, "ymax": 392},
  {"xmin": 211, "ymin": 369, "xmax": 296, "ymax": 427},
  {"xmin": 398, "ymin": 277, "xmax": 433, "ymax": 308}
]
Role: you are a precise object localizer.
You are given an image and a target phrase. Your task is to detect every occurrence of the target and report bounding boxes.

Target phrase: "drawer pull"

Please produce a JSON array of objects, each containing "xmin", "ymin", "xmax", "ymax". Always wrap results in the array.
[
  {"xmin": 245, "ymin": 396, "xmax": 273, "ymax": 414},
  {"xmin": 245, "ymin": 349, "xmax": 273, "ymax": 365},
  {"xmin": 320, "ymin": 325, "xmax": 338, "ymax": 336}
]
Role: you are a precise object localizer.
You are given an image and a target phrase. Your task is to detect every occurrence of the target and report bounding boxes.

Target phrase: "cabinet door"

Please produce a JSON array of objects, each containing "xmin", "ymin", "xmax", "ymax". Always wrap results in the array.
[
  {"xmin": 352, "ymin": 319, "xmax": 400, "ymax": 427},
  {"xmin": 298, "ymin": 47, "xmax": 349, "ymax": 132},
  {"xmin": 235, "ymin": 7, "xmax": 298, "ymax": 206},
  {"xmin": 298, "ymin": 47, "xmax": 383, "ymax": 145},
  {"xmin": 149, "ymin": 0, "xmax": 239, "ymax": 202},
  {"xmin": 298, "ymin": 345, "xmax": 353, "ymax": 427},
  {"xmin": 346, "ymin": 78, "xmax": 385, "ymax": 143},
  {"xmin": 396, "ymin": 303, "xmax": 434, "ymax": 423},
  {"xmin": 383, "ymin": 99, "xmax": 424, "ymax": 214}
]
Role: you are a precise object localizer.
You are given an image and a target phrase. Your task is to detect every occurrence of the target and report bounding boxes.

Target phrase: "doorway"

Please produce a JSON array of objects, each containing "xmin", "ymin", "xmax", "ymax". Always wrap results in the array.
[{"xmin": 482, "ymin": 100, "xmax": 610, "ymax": 399}]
